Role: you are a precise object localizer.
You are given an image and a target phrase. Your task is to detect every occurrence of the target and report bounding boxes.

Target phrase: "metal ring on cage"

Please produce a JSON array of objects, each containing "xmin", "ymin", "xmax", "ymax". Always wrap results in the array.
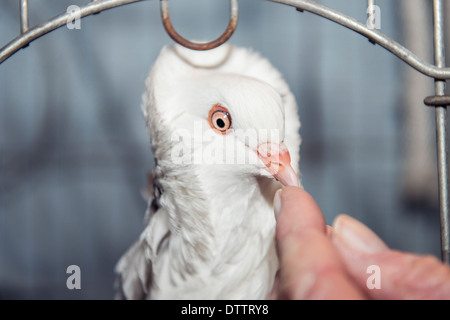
[{"xmin": 160, "ymin": 0, "xmax": 238, "ymax": 51}]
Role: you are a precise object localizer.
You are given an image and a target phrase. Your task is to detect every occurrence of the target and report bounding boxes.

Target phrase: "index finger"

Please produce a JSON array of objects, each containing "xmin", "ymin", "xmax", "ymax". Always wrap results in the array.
[{"xmin": 274, "ymin": 187, "xmax": 364, "ymax": 299}]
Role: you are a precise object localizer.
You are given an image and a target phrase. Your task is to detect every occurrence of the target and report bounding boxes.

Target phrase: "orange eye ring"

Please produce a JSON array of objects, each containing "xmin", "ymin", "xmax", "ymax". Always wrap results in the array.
[{"xmin": 208, "ymin": 104, "xmax": 232, "ymax": 134}]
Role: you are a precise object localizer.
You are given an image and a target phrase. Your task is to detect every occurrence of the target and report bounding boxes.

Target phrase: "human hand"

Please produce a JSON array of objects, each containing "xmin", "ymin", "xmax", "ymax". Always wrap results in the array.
[{"xmin": 270, "ymin": 186, "xmax": 450, "ymax": 300}]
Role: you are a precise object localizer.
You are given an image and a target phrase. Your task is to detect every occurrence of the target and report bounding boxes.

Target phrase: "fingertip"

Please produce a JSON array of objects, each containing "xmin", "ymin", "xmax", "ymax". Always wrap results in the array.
[
  {"xmin": 273, "ymin": 186, "xmax": 305, "ymax": 220},
  {"xmin": 278, "ymin": 187, "xmax": 317, "ymax": 213},
  {"xmin": 280, "ymin": 185, "xmax": 308, "ymax": 197},
  {"xmin": 332, "ymin": 214, "xmax": 388, "ymax": 254},
  {"xmin": 275, "ymin": 187, "xmax": 326, "ymax": 238}
]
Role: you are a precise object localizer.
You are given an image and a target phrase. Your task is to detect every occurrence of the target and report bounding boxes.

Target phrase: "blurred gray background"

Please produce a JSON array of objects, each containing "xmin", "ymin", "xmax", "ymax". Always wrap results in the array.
[{"xmin": 0, "ymin": 0, "xmax": 448, "ymax": 299}]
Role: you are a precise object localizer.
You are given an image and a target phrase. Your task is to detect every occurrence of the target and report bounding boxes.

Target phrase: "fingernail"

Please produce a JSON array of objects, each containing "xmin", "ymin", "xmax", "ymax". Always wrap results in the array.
[
  {"xmin": 273, "ymin": 189, "xmax": 283, "ymax": 219},
  {"xmin": 332, "ymin": 214, "xmax": 388, "ymax": 254}
]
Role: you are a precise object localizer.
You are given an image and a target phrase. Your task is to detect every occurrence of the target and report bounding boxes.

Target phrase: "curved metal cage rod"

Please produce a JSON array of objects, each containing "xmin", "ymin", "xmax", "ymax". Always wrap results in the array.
[
  {"xmin": 160, "ymin": 0, "xmax": 238, "ymax": 51},
  {"xmin": 272, "ymin": 0, "xmax": 450, "ymax": 80},
  {"xmin": 0, "ymin": 0, "xmax": 448, "ymax": 79},
  {"xmin": 0, "ymin": 0, "xmax": 147, "ymax": 64}
]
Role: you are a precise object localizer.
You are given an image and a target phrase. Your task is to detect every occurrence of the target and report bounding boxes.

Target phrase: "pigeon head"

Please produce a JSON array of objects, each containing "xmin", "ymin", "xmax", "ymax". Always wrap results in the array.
[{"xmin": 143, "ymin": 45, "xmax": 300, "ymax": 187}]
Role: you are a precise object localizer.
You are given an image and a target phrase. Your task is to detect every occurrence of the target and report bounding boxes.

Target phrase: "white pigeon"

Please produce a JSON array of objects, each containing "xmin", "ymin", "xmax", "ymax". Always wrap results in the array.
[{"xmin": 115, "ymin": 44, "xmax": 301, "ymax": 300}]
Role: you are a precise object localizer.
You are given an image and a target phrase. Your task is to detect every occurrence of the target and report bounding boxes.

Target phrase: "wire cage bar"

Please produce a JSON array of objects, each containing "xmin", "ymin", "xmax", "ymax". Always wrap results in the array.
[
  {"xmin": 0, "ymin": 0, "xmax": 449, "ymax": 263},
  {"xmin": 432, "ymin": 0, "xmax": 450, "ymax": 264},
  {"xmin": 0, "ymin": 0, "xmax": 145, "ymax": 64},
  {"xmin": 19, "ymin": 0, "xmax": 29, "ymax": 34}
]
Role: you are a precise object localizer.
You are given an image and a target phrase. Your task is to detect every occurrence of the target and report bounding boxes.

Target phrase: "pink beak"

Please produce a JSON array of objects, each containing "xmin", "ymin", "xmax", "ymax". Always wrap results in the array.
[{"xmin": 257, "ymin": 142, "xmax": 299, "ymax": 187}]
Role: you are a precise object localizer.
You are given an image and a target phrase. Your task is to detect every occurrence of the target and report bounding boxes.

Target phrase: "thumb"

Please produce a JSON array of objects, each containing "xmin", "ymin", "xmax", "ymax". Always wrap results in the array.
[{"xmin": 331, "ymin": 214, "xmax": 450, "ymax": 300}]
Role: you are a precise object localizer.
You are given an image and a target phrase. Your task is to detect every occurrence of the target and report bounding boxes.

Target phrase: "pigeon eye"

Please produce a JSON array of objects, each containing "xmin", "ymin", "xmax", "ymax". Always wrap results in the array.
[{"xmin": 208, "ymin": 104, "xmax": 232, "ymax": 134}]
